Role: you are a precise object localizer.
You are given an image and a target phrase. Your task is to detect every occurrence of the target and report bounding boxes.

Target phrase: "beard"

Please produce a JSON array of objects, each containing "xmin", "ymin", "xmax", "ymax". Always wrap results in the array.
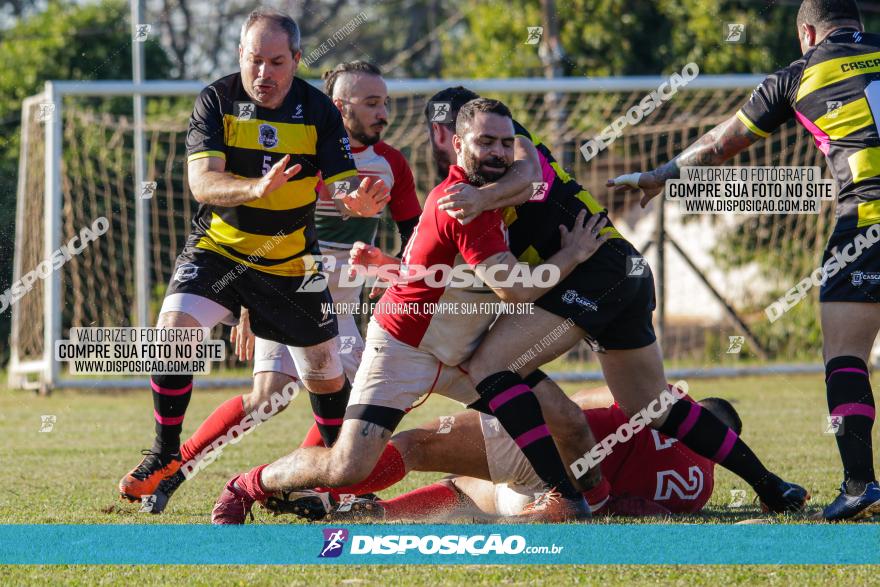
[
  {"xmin": 462, "ymin": 150, "xmax": 509, "ymax": 186},
  {"xmin": 343, "ymin": 108, "xmax": 388, "ymax": 147},
  {"xmin": 346, "ymin": 113, "xmax": 385, "ymax": 146}
]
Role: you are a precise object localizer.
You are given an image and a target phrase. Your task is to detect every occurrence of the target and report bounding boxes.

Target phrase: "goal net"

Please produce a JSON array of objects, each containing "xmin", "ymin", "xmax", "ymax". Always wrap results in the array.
[{"xmin": 9, "ymin": 77, "xmax": 834, "ymax": 389}]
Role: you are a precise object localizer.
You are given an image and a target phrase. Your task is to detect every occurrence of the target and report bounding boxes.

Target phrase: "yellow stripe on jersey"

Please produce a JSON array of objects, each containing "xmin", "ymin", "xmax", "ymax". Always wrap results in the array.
[
  {"xmin": 856, "ymin": 199, "xmax": 880, "ymax": 228},
  {"xmin": 323, "ymin": 169, "xmax": 359, "ymax": 186},
  {"xmin": 239, "ymin": 176, "xmax": 319, "ymax": 211},
  {"xmin": 188, "ymin": 150, "xmax": 226, "ymax": 162},
  {"xmin": 195, "ymin": 237, "xmax": 313, "ymax": 277},
  {"xmin": 736, "ymin": 110, "xmax": 770, "ymax": 138},
  {"xmin": 204, "ymin": 212, "xmax": 307, "ymax": 260},
  {"xmin": 796, "ymin": 51, "xmax": 880, "ymax": 102},
  {"xmin": 576, "ymin": 190, "xmax": 606, "ymax": 214},
  {"xmin": 518, "ymin": 245, "xmax": 544, "ymax": 265},
  {"xmin": 550, "ymin": 162, "xmax": 573, "ymax": 183},
  {"xmin": 848, "ymin": 147, "xmax": 880, "ymax": 184},
  {"xmin": 502, "ymin": 207, "xmax": 518, "ymax": 226},
  {"xmin": 815, "ymin": 97, "xmax": 874, "ymax": 139},
  {"xmin": 223, "ymin": 115, "xmax": 317, "ymax": 153},
  {"xmin": 574, "ymin": 191, "xmax": 622, "ymax": 239}
]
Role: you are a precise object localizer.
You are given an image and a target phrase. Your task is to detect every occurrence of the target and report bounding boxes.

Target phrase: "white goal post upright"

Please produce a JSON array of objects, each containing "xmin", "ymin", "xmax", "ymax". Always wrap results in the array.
[{"xmin": 16, "ymin": 74, "xmax": 830, "ymax": 391}]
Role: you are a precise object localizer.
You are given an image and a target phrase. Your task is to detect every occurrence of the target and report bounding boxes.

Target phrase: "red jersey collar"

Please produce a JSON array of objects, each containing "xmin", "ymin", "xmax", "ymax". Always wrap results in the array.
[{"xmin": 446, "ymin": 164, "xmax": 471, "ymax": 185}]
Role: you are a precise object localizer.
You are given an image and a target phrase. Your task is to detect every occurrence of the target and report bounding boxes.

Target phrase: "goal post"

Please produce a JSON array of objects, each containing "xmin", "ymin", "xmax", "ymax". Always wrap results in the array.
[{"xmin": 10, "ymin": 75, "xmax": 835, "ymax": 390}]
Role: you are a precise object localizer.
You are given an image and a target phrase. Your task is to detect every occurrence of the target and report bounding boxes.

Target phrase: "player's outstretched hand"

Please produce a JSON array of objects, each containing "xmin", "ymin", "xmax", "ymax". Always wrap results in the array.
[
  {"xmin": 438, "ymin": 183, "xmax": 482, "ymax": 225},
  {"xmin": 606, "ymin": 170, "xmax": 665, "ymax": 208},
  {"xmin": 340, "ymin": 176, "xmax": 390, "ymax": 217},
  {"xmin": 252, "ymin": 154, "xmax": 302, "ymax": 200},
  {"xmin": 560, "ymin": 210, "xmax": 608, "ymax": 263},
  {"xmin": 229, "ymin": 307, "xmax": 255, "ymax": 362}
]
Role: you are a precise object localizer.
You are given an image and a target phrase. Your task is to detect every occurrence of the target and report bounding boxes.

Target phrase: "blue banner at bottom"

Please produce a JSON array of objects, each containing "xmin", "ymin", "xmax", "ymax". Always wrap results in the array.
[{"xmin": 0, "ymin": 524, "xmax": 877, "ymax": 565}]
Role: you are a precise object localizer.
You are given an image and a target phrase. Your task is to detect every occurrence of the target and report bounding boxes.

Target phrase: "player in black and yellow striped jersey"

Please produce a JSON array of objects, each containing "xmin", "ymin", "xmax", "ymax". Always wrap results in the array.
[
  {"xmin": 426, "ymin": 87, "xmax": 809, "ymax": 517},
  {"xmin": 118, "ymin": 8, "xmax": 390, "ymax": 504},
  {"xmin": 610, "ymin": 0, "xmax": 880, "ymax": 521}
]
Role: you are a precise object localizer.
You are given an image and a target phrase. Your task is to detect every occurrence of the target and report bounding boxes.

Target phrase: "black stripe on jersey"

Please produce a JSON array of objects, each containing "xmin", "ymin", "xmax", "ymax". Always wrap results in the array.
[
  {"xmin": 214, "ymin": 202, "xmax": 317, "ymax": 237},
  {"xmin": 225, "ymin": 146, "xmax": 320, "ymax": 179}
]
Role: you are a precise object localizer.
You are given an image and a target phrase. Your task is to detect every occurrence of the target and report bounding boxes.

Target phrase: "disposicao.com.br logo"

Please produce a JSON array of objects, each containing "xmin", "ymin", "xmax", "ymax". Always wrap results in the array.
[{"xmin": 318, "ymin": 529, "xmax": 563, "ymax": 557}]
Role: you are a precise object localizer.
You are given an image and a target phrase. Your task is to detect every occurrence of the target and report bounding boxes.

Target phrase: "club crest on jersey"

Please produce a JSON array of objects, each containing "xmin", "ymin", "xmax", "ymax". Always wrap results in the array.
[
  {"xmin": 851, "ymin": 271, "xmax": 880, "ymax": 286},
  {"xmin": 561, "ymin": 289, "xmax": 597, "ymax": 311},
  {"xmin": 258, "ymin": 123, "xmax": 278, "ymax": 148}
]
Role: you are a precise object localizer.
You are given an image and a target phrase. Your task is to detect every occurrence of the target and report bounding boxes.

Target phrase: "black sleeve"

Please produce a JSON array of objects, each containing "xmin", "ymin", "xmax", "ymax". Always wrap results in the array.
[
  {"xmin": 186, "ymin": 87, "xmax": 227, "ymax": 163},
  {"xmin": 737, "ymin": 61, "xmax": 803, "ymax": 137},
  {"xmin": 511, "ymin": 118, "xmax": 534, "ymax": 141},
  {"xmin": 315, "ymin": 97, "xmax": 358, "ymax": 185},
  {"xmin": 394, "ymin": 216, "xmax": 419, "ymax": 257}
]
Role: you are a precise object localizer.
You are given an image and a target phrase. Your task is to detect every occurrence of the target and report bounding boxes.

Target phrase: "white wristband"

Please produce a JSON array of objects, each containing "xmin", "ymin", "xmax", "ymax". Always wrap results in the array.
[{"xmin": 613, "ymin": 172, "xmax": 642, "ymax": 188}]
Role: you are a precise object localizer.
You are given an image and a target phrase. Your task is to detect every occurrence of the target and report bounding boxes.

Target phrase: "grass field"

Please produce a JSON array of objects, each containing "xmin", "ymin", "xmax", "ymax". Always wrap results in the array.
[{"xmin": 2, "ymin": 373, "xmax": 879, "ymax": 583}]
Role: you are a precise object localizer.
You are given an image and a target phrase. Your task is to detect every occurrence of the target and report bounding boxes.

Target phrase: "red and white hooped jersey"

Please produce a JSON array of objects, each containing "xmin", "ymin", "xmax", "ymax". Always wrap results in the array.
[
  {"xmin": 373, "ymin": 165, "xmax": 509, "ymax": 365},
  {"xmin": 315, "ymin": 141, "xmax": 420, "ymax": 250}
]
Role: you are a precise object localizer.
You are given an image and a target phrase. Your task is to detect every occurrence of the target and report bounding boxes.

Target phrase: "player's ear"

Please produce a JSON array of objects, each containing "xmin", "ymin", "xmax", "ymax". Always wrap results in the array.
[
  {"xmin": 800, "ymin": 23, "xmax": 816, "ymax": 48},
  {"xmin": 431, "ymin": 122, "xmax": 444, "ymax": 142},
  {"xmin": 452, "ymin": 132, "xmax": 462, "ymax": 153}
]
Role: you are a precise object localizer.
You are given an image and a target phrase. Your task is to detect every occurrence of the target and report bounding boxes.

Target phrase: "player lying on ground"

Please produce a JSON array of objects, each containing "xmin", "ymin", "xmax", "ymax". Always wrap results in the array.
[
  {"xmin": 211, "ymin": 98, "xmax": 610, "ymax": 524},
  {"xmin": 268, "ymin": 383, "xmax": 738, "ymax": 521},
  {"xmin": 608, "ymin": 0, "xmax": 879, "ymax": 521},
  {"xmin": 146, "ymin": 60, "xmax": 422, "ymax": 514},
  {"xmin": 118, "ymin": 9, "xmax": 392, "ymax": 503},
  {"xmin": 403, "ymin": 86, "xmax": 808, "ymax": 515}
]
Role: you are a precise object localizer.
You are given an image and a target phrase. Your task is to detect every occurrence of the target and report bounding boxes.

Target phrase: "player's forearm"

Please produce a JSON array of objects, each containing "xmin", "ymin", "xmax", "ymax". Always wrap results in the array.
[
  {"xmin": 190, "ymin": 171, "xmax": 259, "ymax": 206},
  {"xmin": 652, "ymin": 115, "xmax": 758, "ymax": 182},
  {"xmin": 478, "ymin": 160, "xmax": 540, "ymax": 209},
  {"xmin": 497, "ymin": 249, "xmax": 581, "ymax": 304}
]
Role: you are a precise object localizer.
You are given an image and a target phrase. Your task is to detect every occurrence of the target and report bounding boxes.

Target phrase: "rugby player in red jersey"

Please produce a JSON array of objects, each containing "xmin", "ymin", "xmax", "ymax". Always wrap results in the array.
[
  {"xmin": 293, "ymin": 385, "xmax": 737, "ymax": 521},
  {"xmin": 211, "ymin": 98, "xmax": 609, "ymax": 523},
  {"xmin": 424, "ymin": 87, "xmax": 808, "ymax": 516}
]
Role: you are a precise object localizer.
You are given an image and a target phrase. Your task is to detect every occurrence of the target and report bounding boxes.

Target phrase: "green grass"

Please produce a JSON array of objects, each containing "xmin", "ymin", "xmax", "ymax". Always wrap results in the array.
[{"xmin": 1, "ymin": 373, "xmax": 878, "ymax": 583}]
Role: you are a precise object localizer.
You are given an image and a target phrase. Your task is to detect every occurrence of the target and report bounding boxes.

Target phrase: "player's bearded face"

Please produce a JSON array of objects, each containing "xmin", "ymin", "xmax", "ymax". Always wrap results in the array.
[
  {"xmin": 239, "ymin": 25, "xmax": 298, "ymax": 108},
  {"xmin": 461, "ymin": 145, "xmax": 510, "ymax": 185},
  {"xmin": 342, "ymin": 102, "xmax": 388, "ymax": 147},
  {"xmin": 337, "ymin": 73, "xmax": 389, "ymax": 147},
  {"xmin": 457, "ymin": 116, "xmax": 514, "ymax": 185}
]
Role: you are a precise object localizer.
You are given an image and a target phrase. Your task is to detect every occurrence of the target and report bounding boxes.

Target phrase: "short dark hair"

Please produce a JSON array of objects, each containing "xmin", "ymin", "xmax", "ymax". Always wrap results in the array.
[
  {"xmin": 698, "ymin": 397, "xmax": 743, "ymax": 436},
  {"xmin": 424, "ymin": 86, "xmax": 480, "ymax": 130},
  {"xmin": 322, "ymin": 61, "xmax": 382, "ymax": 98},
  {"xmin": 797, "ymin": 0, "xmax": 861, "ymax": 31},
  {"xmin": 455, "ymin": 98, "xmax": 512, "ymax": 136},
  {"xmin": 241, "ymin": 7, "xmax": 301, "ymax": 56}
]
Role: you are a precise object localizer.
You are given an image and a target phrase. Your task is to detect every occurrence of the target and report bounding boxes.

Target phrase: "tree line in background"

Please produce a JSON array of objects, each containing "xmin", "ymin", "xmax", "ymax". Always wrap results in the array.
[{"xmin": 2, "ymin": 0, "xmax": 879, "ymax": 365}]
